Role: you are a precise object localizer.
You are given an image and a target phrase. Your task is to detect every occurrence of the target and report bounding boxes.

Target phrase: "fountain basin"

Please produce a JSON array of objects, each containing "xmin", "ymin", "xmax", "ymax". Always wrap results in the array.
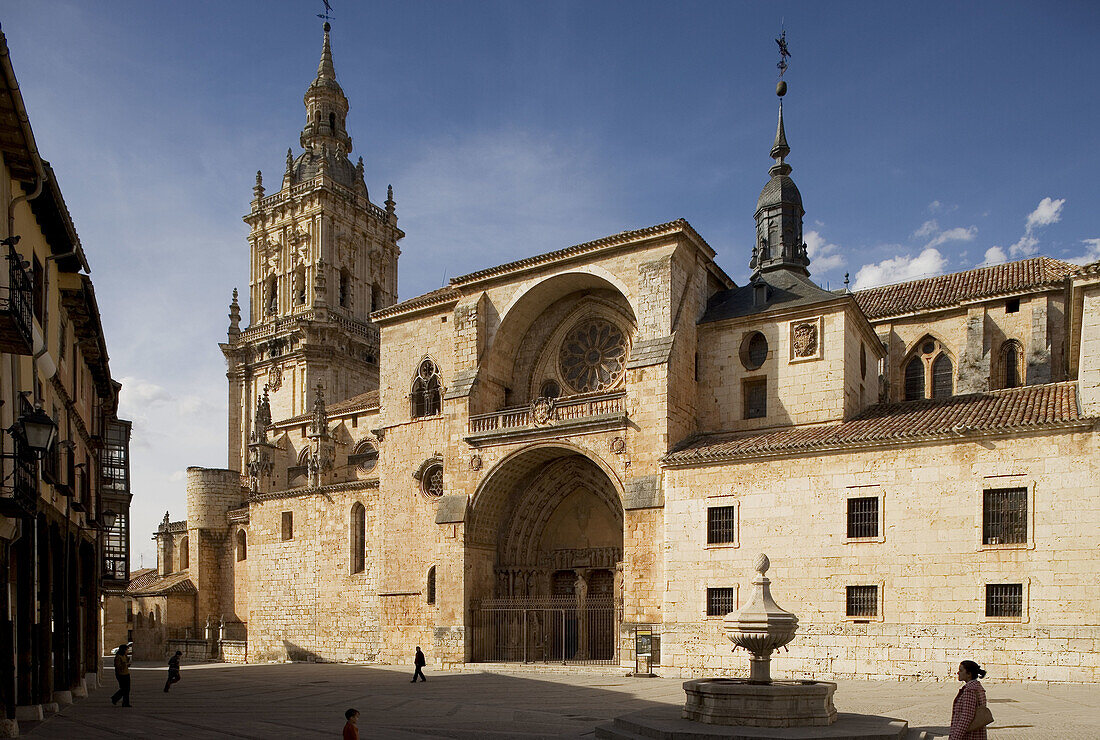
[{"xmin": 682, "ymin": 678, "xmax": 838, "ymax": 727}]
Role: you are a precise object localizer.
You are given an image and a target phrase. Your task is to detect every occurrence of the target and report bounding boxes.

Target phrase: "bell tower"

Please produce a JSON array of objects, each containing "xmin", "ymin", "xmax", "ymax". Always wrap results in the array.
[{"xmin": 222, "ymin": 22, "xmax": 403, "ymax": 474}]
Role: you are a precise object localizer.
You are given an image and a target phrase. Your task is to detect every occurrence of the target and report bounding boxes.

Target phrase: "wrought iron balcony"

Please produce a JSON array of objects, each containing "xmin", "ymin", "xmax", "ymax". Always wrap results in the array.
[
  {"xmin": 0, "ymin": 242, "xmax": 33, "ymax": 355},
  {"xmin": 0, "ymin": 436, "xmax": 37, "ymax": 518},
  {"xmin": 467, "ymin": 390, "xmax": 627, "ymax": 445}
]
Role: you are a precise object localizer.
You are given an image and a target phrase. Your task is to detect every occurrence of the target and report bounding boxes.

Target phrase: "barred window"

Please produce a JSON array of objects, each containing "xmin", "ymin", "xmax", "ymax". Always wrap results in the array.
[
  {"xmin": 846, "ymin": 497, "xmax": 879, "ymax": 539},
  {"xmin": 706, "ymin": 587, "xmax": 736, "ymax": 617},
  {"xmin": 743, "ymin": 378, "xmax": 767, "ymax": 419},
  {"xmin": 986, "ymin": 583, "xmax": 1023, "ymax": 618},
  {"xmin": 983, "ymin": 488, "xmax": 1027, "ymax": 545},
  {"xmin": 846, "ymin": 585, "xmax": 878, "ymax": 617},
  {"xmin": 707, "ymin": 506, "xmax": 737, "ymax": 544}
]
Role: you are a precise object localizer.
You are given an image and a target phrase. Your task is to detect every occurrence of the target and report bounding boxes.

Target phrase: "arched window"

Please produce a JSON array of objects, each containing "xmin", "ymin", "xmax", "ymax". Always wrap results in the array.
[
  {"xmin": 136, "ymin": 612, "xmax": 144, "ymax": 628},
  {"xmin": 265, "ymin": 274, "xmax": 277, "ymax": 316},
  {"xmin": 294, "ymin": 266, "xmax": 306, "ymax": 306},
  {"xmin": 903, "ymin": 337, "xmax": 954, "ymax": 401},
  {"xmin": 931, "ymin": 354, "xmax": 953, "ymax": 399},
  {"xmin": 155, "ymin": 605, "xmax": 161, "ymax": 625},
  {"xmin": 903, "ymin": 357, "xmax": 925, "ymax": 401},
  {"xmin": 426, "ymin": 566, "xmax": 436, "ymax": 605},
  {"xmin": 1001, "ymin": 340, "xmax": 1022, "ymax": 388},
  {"xmin": 179, "ymin": 536, "xmax": 189, "ymax": 570},
  {"xmin": 350, "ymin": 502, "xmax": 366, "ymax": 574},
  {"xmin": 329, "ymin": 112, "xmax": 336, "ymax": 131},
  {"xmin": 411, "ymin": 359, "xmax": 442, "ymax": 418},
  {"xmin": 236, "ymin": 529, "xmax": 247, "ymax": 562},
  {"xmin": 371, "ymin": 282, "xmax": 383, "ymax": 313}
]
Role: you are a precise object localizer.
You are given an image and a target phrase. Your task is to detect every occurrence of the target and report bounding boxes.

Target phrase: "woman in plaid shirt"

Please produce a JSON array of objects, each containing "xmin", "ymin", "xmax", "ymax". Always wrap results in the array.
[{"xmin": 949, "ymin": 660, "xmax": 988, "ymax": 740}]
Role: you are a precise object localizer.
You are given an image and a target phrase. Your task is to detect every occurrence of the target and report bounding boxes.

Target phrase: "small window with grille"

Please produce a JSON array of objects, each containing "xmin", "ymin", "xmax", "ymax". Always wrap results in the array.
[
  {"xmin": 985, "ymin": 583, "xmax": 1023, "ymax": 618},
  {"xmin": 743, "ymin": 378, "xmax": 767, "ymax": 419},
  {"xmin": 707, "ymin": 506, "xmax": 737, "ymax": 545},
  {"xmin": 983, "ymin": 487, "xmax": 1027, "ymax": 545},
  {"xmin": 706, "ymin": 587, "xmax": 736, "ymax": 617},
  {"xmin": 847, "ymin": 497, "xmax": 879, "ymax": 539},
  {"xmin": 846, "ymin": 585, "xmax": 878, "ymax": 618}
]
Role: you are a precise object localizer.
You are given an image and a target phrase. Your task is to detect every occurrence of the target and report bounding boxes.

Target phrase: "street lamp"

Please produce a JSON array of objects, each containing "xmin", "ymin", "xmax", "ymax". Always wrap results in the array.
[
  {"xmin": 10, "ymin": 404, "xmax": 58, "ymax": 456},
  {"xmin": 101, "ymin": 509, "xmax": 117, "ymax": 530}
]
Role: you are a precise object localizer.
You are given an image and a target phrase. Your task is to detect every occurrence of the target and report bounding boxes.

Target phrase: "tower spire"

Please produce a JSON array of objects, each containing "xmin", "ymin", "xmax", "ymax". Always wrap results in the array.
[
  {"xmin": 316, "ymin": 22, "xmax": 336, "ymax": 85},
  {"xmin": 299, "ymin": 21, "xmax": 352, "ymax": 158},
  {"xmin": 750, "ymin": 33, "xmax": 809, "ymax": 278}
]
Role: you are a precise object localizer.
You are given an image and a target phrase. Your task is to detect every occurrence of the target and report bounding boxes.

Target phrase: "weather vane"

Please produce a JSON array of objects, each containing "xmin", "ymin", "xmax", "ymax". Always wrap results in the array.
[
  {"xmin": 776, "ymin": 28, "xmax": 790, "ymax": 80},
  {"xmin": 317, "ymin": 0, "xmax": 334, "ymax": 22}
]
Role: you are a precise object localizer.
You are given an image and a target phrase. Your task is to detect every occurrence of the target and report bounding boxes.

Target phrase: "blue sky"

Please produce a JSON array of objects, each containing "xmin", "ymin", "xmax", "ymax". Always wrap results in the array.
[{"xmin": 4, "ymin": 1, "xmax": 1097, "ymax": 567}]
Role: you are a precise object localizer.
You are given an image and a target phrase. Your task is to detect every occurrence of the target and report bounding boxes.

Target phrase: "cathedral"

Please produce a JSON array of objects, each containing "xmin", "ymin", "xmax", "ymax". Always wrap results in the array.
[{"xmin": 122, "ymin": 24, "xmax": 1100, "ymax": 682}]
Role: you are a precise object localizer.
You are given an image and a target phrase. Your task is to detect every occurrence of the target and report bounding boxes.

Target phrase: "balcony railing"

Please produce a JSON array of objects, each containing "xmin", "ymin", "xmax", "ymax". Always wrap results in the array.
[
  {"xmin": 0, "ymin": 242, "xmax": 33, "ymax": 355},
  {"xmin": 0, "ymin": 436, "xmax": 37, "ymax": 518},
  {"xmin": 468, "ymin": 390, "xmax": 627, "ymax": 437}
]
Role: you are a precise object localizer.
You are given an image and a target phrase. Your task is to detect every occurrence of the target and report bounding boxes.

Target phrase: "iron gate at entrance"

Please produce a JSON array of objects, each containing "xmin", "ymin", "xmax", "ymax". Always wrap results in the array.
[{"xmin": 472, "ymin": 596, "xmax": 621, "ymax": 665}]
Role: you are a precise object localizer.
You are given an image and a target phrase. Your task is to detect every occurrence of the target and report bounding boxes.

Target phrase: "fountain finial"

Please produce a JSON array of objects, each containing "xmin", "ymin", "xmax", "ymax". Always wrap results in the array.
[{"xmin": 754, "ymin": 553, "xmax": 770, "ymax": 575}]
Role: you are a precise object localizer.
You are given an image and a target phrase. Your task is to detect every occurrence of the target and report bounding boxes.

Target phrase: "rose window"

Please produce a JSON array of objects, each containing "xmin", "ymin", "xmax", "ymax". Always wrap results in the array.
[
  {"xmin": 423, "ymin": 463, "xmax": 444, "ymax": 498},
  {"xmin": 558, "ymin": 319, "xmax": 627, "ymax": 393}
]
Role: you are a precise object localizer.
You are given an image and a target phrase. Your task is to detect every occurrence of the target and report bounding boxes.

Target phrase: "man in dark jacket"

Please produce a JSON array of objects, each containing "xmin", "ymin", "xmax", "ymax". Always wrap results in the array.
[
  {"xmin": 164, "ymin": 650, "xmax": 182, "ymax": 692},
  {"xmin": 110, "ymin": 644, "xmax": 132, "ymax": 707},
  {"xmin": 411, "ymin": 646, "xmax": 426, "ymax": 682}
]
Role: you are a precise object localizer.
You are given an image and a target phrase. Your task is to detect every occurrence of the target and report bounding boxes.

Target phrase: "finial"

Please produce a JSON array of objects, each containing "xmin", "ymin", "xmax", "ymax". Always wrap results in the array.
[
  {"xmin": 286, "ymin": 148, "xmax": 293, "ymax": 172},
  {"xmin": 385, "ymin": 184, "xmax": 395, "ymax": 214},
  {"xmin": 232, "ymin": 287, "xmax": 238, "ymax": 301},
  {"xmin": 356, "ymin": 156, "xmax": 364, "ymax": 180},
  {"xmin": 253, "ymin": 170, "xmax": 264, "ymax": 200},
  {"xmin": 844, "ymin": 273, "xmax": 850, "ymax": 291},
  {"xmin": 754, "ymin": 553, "xmax": 770, "ymax": 575},
  {"xmin": 316, "ymin": 20, "xmax": 336, "ymax": 83},
  {"xmin": 323, "ymin": 21, "xmax": 330, "ymax": 33}
]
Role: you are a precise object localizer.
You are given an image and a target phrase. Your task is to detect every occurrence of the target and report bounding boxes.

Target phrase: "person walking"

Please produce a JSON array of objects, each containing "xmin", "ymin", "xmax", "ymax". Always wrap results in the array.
[
  {"xmin": 411, "ymin": 646, "xmax": 426, "ymax": 683},
  {"xmin": 110, "ymin": 643, "xmax": 132, "ymax": 707},
  {"xmin": 342, "ymin": 708, "xmax": 360, "ymax": 740},
  {"xmin": 949, "ymin": 660, "xmax": 990, "ymax": 740},
  {"xmin": 163, "ymin": 650, "xmax": 182, "ymax": 692}
]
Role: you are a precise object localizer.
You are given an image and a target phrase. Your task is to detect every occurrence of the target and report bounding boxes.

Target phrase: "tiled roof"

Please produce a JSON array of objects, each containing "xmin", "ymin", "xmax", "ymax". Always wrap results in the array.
[
  {"xmin": 853, "ymin": 257, "xmax": 1078, "ymax": 320},
  {"xmin": 278, "ymin": 389, "xmax": 379, "ymax": 425},
  {"xmin": 127, "ymin": 570, "xmax": 197, "ymax": 597},
  {"xmin": 664, "ymin": 382, "xmax": 1089, "ymax": 466},
  {"xmin": 126, "ymin": 568, "xmax": 157, "ymax": 591}
]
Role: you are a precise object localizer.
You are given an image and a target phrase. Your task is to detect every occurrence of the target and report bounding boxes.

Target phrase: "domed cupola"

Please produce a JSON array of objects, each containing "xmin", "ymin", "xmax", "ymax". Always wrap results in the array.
[{"xmin": 751, "ymin": 82, "xmax": 809, "ymax": 278}]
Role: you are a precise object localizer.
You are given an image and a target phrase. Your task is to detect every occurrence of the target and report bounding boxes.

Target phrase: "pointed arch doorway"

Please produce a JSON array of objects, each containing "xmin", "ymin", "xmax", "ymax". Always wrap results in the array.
[{"xmin": 466, "ymin": 445, "xmax": 623, "ymax": 665}]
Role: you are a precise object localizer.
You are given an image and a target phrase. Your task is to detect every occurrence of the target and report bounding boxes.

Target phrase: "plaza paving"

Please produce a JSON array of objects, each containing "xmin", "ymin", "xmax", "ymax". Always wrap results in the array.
[{"xmin": 22, "ymin": 661, "xmax": 1100, "ymax": 739}]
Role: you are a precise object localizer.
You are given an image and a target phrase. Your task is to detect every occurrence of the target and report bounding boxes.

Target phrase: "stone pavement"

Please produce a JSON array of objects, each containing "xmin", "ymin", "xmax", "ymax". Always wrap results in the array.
[{"xmin": 21, "ymin": 662, "xmax": 1100, "ymax": 739}]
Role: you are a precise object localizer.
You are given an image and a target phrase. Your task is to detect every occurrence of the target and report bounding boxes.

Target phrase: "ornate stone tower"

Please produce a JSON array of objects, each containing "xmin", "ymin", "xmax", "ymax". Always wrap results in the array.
[
  {"xmin": 750, "ymin": 91, "xmax": 809, "ymax": 278},
  {"xmin": 222, "ymin": 22, "xmax": 403, "ymax": 475}
]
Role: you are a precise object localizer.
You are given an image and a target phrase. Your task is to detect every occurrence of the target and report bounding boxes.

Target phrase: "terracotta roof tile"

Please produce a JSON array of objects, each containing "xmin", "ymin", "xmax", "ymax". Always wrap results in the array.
[
  {"xmin": 127, "ymin": 570, "xmax": 197, "ymax": 596},
  {"xmin": 371, "ymin": 286, "xmax": 460, "ymax": 320},
  {"xmin": 126, "ymin": 568, "xmax": 158, "ymax": 591},
  {"xmin": 664, "ymin": 382, "xmax": 1089, "ymax": 465},
  {"xmin": 853, "ymin": 257, "xmax": 1078, "ymax": 320}
]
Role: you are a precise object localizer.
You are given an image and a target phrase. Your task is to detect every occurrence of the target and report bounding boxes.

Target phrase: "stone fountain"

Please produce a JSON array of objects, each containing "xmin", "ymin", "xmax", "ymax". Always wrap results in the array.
[
  {"xmin": 682, "ymin": 553, "xmax": 837, "ymax": 727},
  {"xmin": 595, "ymin": 554, "xmax": 910, "ymax": 739}
]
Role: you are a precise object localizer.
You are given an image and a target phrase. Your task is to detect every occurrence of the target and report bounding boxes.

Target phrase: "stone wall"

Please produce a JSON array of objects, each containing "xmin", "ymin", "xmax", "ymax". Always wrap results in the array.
[
  {"xmin": 661, "ymin": 428, "xmax": 1100, "ymax": 681},
  {"xmin": 246, "ymin": 486, "xmax": 382, "ymax": 662},
  {"xmin": 100, "ymin": 594, "xmax": 130, "ymax": 655}
]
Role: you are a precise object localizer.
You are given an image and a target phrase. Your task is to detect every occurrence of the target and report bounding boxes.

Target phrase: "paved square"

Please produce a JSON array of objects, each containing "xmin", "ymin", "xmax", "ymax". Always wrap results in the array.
[{"xmin": 22, "ymin": 662, "xmax": 1100, "ymax": 738}]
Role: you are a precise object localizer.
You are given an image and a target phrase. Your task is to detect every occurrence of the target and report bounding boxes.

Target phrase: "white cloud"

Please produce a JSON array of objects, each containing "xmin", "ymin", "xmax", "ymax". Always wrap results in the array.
[
  {"xmin": 981, "ymin": 246, "xmax": 1008, "ymax": 266},
  {"xmin": 927, "ymin": 200, "xmax": 942, "ymax": 213},
  {"xmin": 913, "ymin": 220, "xmax": 939, "ymax": 239},
  {"xmin": 1064, "ymin": 238, "xmax": 1100, "ymax": 266},
  {"xmin": 804, "ymin": 230, "xmax": 844, "ymax": 272},
  {"xmin": 1025, "ymin": 197, "xmax": 1065, "ymax": 231},
  {"xmin": 925, "ymin": 226, "xmax": 977, "ymax": 250},
  {"xmin": 1008, "ymin": 235, "xmax": 1039, "ymax": 258},
  {"xmin": 852, "ymin": 248, "xmax": 947, "ymax": 291}
]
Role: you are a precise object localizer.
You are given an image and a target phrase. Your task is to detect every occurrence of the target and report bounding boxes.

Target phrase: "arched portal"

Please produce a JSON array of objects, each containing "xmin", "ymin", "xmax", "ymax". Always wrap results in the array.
[{"xmin": 467, "ymin": 445, "xmax": 623, "ymax": 665}]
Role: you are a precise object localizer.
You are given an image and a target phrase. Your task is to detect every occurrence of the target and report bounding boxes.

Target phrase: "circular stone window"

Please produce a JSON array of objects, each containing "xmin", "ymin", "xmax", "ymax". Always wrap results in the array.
[
  {"xmin": 421, "ymin": 463, "xmax": 444, "ymax": 499},
  {"xmin": 740, "ymin": 332, "xmax": 768, "ymax": 371},
  {"xmin": 539, "ymin": 379, "xmax": 562, "ymax": 399},
  {"xmin": 558, "ymin": 318, "xmax": 627, "ymax": 393},
  {"xmin": 921, "ymin": 340, "xmax": 936, "ymax": 355}
]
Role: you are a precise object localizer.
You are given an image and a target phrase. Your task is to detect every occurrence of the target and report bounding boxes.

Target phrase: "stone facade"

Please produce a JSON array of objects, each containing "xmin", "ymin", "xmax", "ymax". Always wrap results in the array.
[{"xmin": 156, "ymin": 24, "xmax": 1100, "ymax": 682}]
